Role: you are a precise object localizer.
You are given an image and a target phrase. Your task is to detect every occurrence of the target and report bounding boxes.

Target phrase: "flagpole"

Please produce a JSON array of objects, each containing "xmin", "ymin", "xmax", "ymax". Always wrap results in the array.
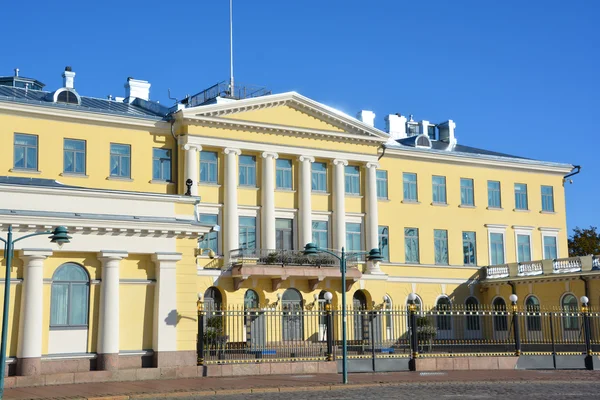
[{"xmin": 229, "ymin": 0, "xmax": 234, "ymax": 96}]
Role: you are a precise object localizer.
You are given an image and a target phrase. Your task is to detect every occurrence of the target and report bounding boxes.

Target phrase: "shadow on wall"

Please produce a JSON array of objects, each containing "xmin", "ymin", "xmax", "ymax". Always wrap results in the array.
[{"xmin": 165, "ymin": 309, "xmax": 196, "ymax": 326}]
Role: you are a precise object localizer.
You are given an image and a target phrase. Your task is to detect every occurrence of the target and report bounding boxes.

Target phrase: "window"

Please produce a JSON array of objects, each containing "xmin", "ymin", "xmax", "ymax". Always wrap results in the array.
[
  {"xmin": 376, "ymin": 170, "xmax": 388, "ymax": 199},
  {"xmin": 543, "ymin": 236, "xmax": 558, "ymax": 259},
  {"xmin": 378, "ymin": 226, "xmax": 389, "ymax": 261},
  {"xmin": 110, "ymin": 143, "xmax": 131, "ymax": 178},
  {"xmin": 50, "ymin": 263, "xmax": 89, "ymax": 327},
  {"xmin": 239, "ymin": 217, "xmax": 256, "ymax": 249},
  {"xmin": 427, "ymin": 125, "xmax": 436, "ymax": 140},
  {"xmin": 525, "ymin": 296, "xmax": 541, "ymax": 331},
  {"xmin": 275, "ymin": 219, "xmax": 293, "ymax": 250},
  {"xmin": 561, "ymin": 294, "xmax": 579, "ymax": 331},
  {"xmin": 199, "ymin": 214, "xmax": 218, "ymax": 253},
  {"xmin": 460, "ymin": 178, "xmax": 474, "ymax": 206},
  {"xmin": 515, "ymin": 183, "xmax": 528, "ymax": 210},
  {"xmin": 200, "ymin": 151, "xmax": 218, "ymax": 183},
  {"xmin": 517, "ymin": 234, "xmax": 531, "ymax": 262},
  {"xmin": 312, "ymin": 162, "xmax": 327, "ymax": 192},
  {"xmin": 238, "ymin": 155, "xmax": 256, "ymax": 186},
  {"xmin": 403, "ymin": 173, "xmax": 418, "ymax": 202},
  {"xmin": 152, "ymin": 148, "xmax": 171, "ymax": 181},
  {"xmin": 462, "ymin": 231, "xmax": 477, "ymax": 265},
  {"xmin": 490, "ymin": 232, "xmax": 505, "ymax": 265},
  {"xmin": 346, "ymin": 223, "xmax": 362, "ymax": 252},
  {"xmin": 434, "ymin": 229, "xmax": 449, "ymax": 265},
  {"xmin": 14, "ymin": 133, "xmax": 38, "ymax": 170},
  {"xmin": 407, "ymin": 123, "xmax": 419, "ymax": 136},
  {"xmin": 312, "ymin": 221, "xmax": 328, "ymax": 249},
  {"xmin": 276, "ymin": 159, "xmax": 293, "ymax": 189},
  {"xmin": 244, "ymin": 289, "xmax": 259, "ymax": 310},
  {"xmin": 465, "ymin": 297, "xmax": 480, "ymax": 331},
  {"xmin": 345, "ymin": 166, "xmax": 360, "ymax": 195},
  {"xmin": 492, "ymin": 297, "xmax": 508, "ymax": 332},
  {"xmin": 405, "ymin": 228, "xmax": 419, "ymax": 263},
  {"xmin": 436, "ymin": 297, "xmax": 452, "ymax": 331},
  {"xmin": 541, "ymin": 186, "xmax": 554, "ymax": 212},
  {"xmin": 432, "ymin": 176, "xmax": 447, "ymax": 204},
  {"xmin": 63, "ymin": 139, "xmax": 86, "ymax": 175},
  {"xmin": 488, "ymin": 181, "xmax": 501, "ymax": 208}
]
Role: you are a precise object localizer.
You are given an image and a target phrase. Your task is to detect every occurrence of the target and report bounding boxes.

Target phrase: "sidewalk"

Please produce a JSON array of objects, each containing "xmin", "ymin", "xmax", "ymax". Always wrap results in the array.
[{"xmin": 5, "ymin": 370, "xmax": 600, "ymax": 399}]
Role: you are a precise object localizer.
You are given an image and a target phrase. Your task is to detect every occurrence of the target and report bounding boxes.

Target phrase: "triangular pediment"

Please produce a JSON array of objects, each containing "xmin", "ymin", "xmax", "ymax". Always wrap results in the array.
[{"xmin": 180, "ymin": 92, "xmax": 389, "ymax": 144}]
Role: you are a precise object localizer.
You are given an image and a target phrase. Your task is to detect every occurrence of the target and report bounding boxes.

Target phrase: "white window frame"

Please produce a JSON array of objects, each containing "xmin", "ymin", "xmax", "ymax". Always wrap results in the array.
[
  {"xmin": 513, "ymin": 226, "xmax": 534, "ymax": 263},
  {"xmin": 345, "ymin": 214, "xmax": 364, "ymax": 252},
  {"xmin": 196, "ymin": 205, "xmax": 222, "ymax": 256},
  {"xmin": 239, "ymin": 207, "xmax": 260, "ymax": 250},
  {"xmin": 486, "ymin": 224, "xmax": 507, "ymax": 266},
  {"xmin": 540, "ymin": 228, "xmax": 560, "ymax": 260},
  {"xmin": 274, "ymin": 209, "xmax": 297, "ymax": 250},
  {"xmin": 311, "ymin": 213, "xmax": 331, "ymax": 250}
]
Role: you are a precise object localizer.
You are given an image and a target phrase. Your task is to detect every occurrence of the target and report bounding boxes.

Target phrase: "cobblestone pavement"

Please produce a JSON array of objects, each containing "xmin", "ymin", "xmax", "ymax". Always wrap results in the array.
[{"xmin": 151, "ymin": 381, "xmax": 600, "ymax": 400}]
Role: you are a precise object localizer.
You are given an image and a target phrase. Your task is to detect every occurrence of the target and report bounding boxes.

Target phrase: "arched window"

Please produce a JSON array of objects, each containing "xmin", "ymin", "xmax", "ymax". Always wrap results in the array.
[
  {"xmin": 492, "ymin": 297, "xmax": 508, "ymax": 332},
  {"xmin": 436, "ymin": 296, "xmax": 452, "ymax": 332},
  {"xmin": 353, "ymin": 290, "xmax": 367, "ymax": 310},
  {"xmin": 525, "ymin": 296, "xmax": 541, "ymax": 331},
  {"xmin": 383, "ymin": 295, "xmax": 393, "ymax": 340},
  {"xmin": 204, "ymin": 286, "xmax": 223, "ymax": 316},
  {"xmin": 244, "ymin": 289, "xmax": 259, "ymax": 310},
  {"xmin": 561, "ymin": 294, "xmax": 579, "ymax": 331},
  {"xmin": 282, "ymin": 289, "xmax": 303, "ymax": 340},
  {"xmin": 465, "ymin": 297, "xmax": 480, "ymax": 332},
  {"xmin": 50, "ymin": 263, "xmax": 89, "ymax": 327}
]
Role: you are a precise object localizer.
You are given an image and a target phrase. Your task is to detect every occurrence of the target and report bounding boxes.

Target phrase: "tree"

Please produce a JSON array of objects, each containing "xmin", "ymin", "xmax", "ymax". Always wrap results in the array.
[{"xmin": 568, "ymin": 226, "xmax": 600, "ymax": 257}]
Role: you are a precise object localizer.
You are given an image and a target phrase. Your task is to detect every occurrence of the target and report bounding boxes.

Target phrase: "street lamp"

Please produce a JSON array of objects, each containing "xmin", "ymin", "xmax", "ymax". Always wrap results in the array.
[
  {"xmin": 0, "ymin": 225, "xmax": 70, "ymax": 397},
  {"xmin": 303, "ymin": 243, "xmax": 383, "ymax": 384}
]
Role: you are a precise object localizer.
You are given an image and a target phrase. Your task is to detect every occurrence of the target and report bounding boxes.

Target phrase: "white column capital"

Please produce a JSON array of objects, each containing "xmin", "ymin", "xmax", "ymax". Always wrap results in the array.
[
  {"xmin": 223, "ymin": 147, "xmax": 242, "ymax": 156},
  {"xmin": 332, "ymin": 158, "xmax": 348, "ymax": 167},
  {"xmin": 19, "ymin": 249, "xmax": 53, "ymax": 260},
  {"xmin": 299, "ymin": 155, "xmax": 315, "ymax": 163},
  {"xmin": 183, "ymin": 144, "xmax": 202, "ymax": 152},
  {"xmin": 151, "ymin": 252, "xmax": 182, "ymax": 264},
  {"xmin": 98, "ymin": 251, "xmax": 128, "ymax": 262},
  {"xmin": 261, "ymin": 151, "xmax": 279, "ymax": 160},
  {"xmin": 366, "ymin": 161, "xmax": 380, "ymax": 169}
]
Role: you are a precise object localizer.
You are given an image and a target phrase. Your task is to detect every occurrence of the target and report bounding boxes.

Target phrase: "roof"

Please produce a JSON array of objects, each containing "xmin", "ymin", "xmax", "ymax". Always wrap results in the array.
[{"xmin": 0, "ymin": 86, "xmax": 168, "ymax": 120}]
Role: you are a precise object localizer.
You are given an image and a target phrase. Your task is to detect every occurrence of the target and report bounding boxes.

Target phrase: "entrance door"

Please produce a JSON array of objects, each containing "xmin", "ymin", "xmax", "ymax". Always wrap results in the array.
[
  {"xmin": 244, "ymin": 290, "xmax": 265, "ymax": 348},
  {"xmin": 353, "ymin": 291, "xmax": 368, "ymax": 342},
  {"xmin": 282, "ymin": 289, "xmax": 303, "ymax": 341}
]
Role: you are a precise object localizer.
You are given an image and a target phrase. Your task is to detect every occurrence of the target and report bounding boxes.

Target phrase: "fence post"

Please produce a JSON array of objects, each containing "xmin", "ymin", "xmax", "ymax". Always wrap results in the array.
[
  {"xmin": 549, "ymin": 312, "xmax": 557, "ymax": 369},
  {"xmin": 370, "ymin": 311, "xmax": 376, "ymax": 371},
  {"xmin": 509, "ymin": 295, "xmax": 521, "ymax": 356},
  {"xmin": 409, "ymin": 303, "xmax": 418, "ymax": 368},
  {"xmin": 197, "ymin": 295, "xmax": 205, "ymax": 365},
  {"xmin": 326, "ymin": 301, "xmax": 334, "ymax": 361},
  {"xmin": 582, "ymin": 300, "xmax": 592, "ymax": 357}
]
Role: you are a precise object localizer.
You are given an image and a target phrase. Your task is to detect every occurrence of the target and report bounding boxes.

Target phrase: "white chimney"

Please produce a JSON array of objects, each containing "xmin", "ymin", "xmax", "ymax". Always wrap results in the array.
[
  {"xmin": 62, "ymin": 66, "xmax": 75, "ymax": 89},
  {"xmin": 124, "ymin": 78, "xmax": 151, "ymax": 103},
  {"xmin": 385, "ymin": 114, "xmax": 407, "ymax": 142},
  {"xmin": 437, "ymin": 120, "xmax": 457, "ymax": 150},
  {"xmin": 356, "ymin": 110, "xmax": 376, "ymax": 127}
]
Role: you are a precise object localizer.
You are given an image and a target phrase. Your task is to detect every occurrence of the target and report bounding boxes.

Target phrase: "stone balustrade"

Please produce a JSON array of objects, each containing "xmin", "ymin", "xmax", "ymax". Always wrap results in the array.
[
  {"xmin": 485, "ymin": 255, "xmax": 597, "ymax": 281},
  {"xmin": 553, "ymin": 257, "xmax": 582, "ymax": 273},
  {"xmin": 517, "ymin": 261, "xmax": 543, "ymax": 276}
]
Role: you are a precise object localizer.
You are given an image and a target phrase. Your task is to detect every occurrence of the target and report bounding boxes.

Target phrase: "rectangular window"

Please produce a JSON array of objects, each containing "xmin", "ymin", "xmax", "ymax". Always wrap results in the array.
[
  {"xmin": 312, "ymin": 162, "xmax": 327, "ymax": 192},
  {"xmin": 403, "ymin": 173, "xmax": 418, "ymax": 202},
  {"xmin": 239, "ymin": 216, "xmax": 257, "ymax": 249},
  {"xmin": 517, "ymin": 234, "xmax": 531, "ymax": 262},
  {"xmin": 404, "ymin": 228, "xmax": 419, "ymax": 263},
  {"xmin": 345, "ymin": 166, "xmax": 360, "ymax": 195},
  {"xmin": 14, "ymin": 133, "xmax": 38, "ymax": 170},
  {"xmin": 346, "ymin": 223, "xmax": 362, "ymax": 252},
  {"xmin": 275, "ymin": 219, "xmax": 293, "ymax": 250},
  {"xmin": 238, "ymin": 155, "xmax": 256, "ymax": 186},
  {"xmin": 200, "ymin": 151, "xmax": 218, "ymax": 183},
  {"xmin": 432, "ymin": 176, "xmax": 447, "ymax": 204},
  {"xmin": 276, "ymin": 159, "xmax": 293, "ymax": 189},
  {"xmin": 488, "ymin": 181, "xmax": 501, "ymax": 208},
  {"xmin": 541, "ymin": 186, "xmax": 554, "ymax": 212},
  {"xmin": 63, "ymin": 139, "xmax": 86, "ymax": 175},
  {"xmin": 462, "ymin": 231, "xmax": 477, "ymax": 265},
  {"xmin": 312, "ymin": 221, "xmax": 328, "ymax": 249},
  {"xmin": 515, "ymin": 183, "xmax": 528, "ymax": 210},
  {"xmin": 434, "ymin": 229, "xmax": 449, "ymax": 265},
  {"xmin": 490, "ymin": 233, "xmax": 505, "ymax": 265},
  {"xmin": 376, "ymin": 170, "xmax": 388, "ymax": 199},
  {"xmin": 110, "ymin": 143, "xmax": 131, "ymax": 178},
  {"xmin": 460, "ymin": 178, "xmax": 474, "ymax": 206},
  {"xmin": 378, "ymin": 226, "xmax": 389, "ymax": 261},
  {"xmin": 543, "ymin": 236, "xmax": 558, "ymax": 259},
  {"xmin": 199, "ymin": 214, "xmax": 218, "ymax": 252},
  {"xmin": 152, "ymin": 148, "xmax": 171, "ymax": 181},
  {"xmin": 427, "ymin": 125, "xmax": 436, "ymax": 140}
]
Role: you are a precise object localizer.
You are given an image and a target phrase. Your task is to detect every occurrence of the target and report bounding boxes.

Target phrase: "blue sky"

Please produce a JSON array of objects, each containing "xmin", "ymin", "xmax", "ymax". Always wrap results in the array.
[{"xmin": 1, "ymin": 0, "xmax": 597, "ymax": 233}]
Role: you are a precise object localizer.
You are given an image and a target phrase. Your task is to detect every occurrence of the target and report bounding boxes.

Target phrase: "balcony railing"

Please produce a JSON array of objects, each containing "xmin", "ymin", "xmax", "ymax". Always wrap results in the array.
[
  {"xmin": 553, "ymin": 257, "xmax": 582, "ymax": 273},
  {"xmin": 518, "ymin": 261, "xmax": 543, "ymax": 276},
  {"xmin": 486, "ymin": 264, "xmax": 510, "ymax": 279},
  {"xmin": 229, "ymin": 248, "xmax": 366, "ymax": 267},
  {"xmin": 485, "ymin": 255, "xmax": 599, "ymax": 281}
]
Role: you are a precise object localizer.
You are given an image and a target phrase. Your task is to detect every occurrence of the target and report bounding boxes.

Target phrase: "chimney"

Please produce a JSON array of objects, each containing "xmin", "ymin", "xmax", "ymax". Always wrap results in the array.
[
  {"xmin": 62, "ymin": 66, "xmax": 75, "ymax": 89},
  {"xmin": 356, "ymin": 110, "xmax": 376, "ymax": 127},
  {"xmin": 437, "ymin": 120, "xmax": 457, "ymax": 150},
  {"xmin": 14, "ymin": 68, "xmax": 19, "ymax": 77},
  {"xmin": 124, "ymin": 77, "xmax": 151, "ymax": 103},
  {"xmin": 385, "ymin": 113, "xmax": 407, "ymax": 142}
]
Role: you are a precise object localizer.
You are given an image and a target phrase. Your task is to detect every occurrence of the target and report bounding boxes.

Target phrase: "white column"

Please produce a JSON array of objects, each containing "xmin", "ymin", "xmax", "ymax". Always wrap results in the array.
[
  {"xmin": 183, "ymin": 144, "xmax": 201, "ymax": 196},
  {"xmin": 332, "ymin": 159, "xmax": 348, "ymax": 250},
  {"xmin": 223, "ymin": 148, "xmax": 241, "ymax": 265},
  {"xmin": 261, "ymin": 152, "xmax": 278, "ymax": 250},
  {"xmin": 17, "ymin": 249, "xmax": 52, "ymax": 376},
  {"xmin": 298, "ymin": 155, "xmax": 315, "ymax": 248},
  {"xmin": 365, "ymin": 162, "xmax": 380, "ymax": 251},
  {"xmin": 97, "ymin": 250, "xmax": 127, "ymax": 371},
  {"xmin": 151, "ymin": 252, "xmax": 182, "ymax": 367}
]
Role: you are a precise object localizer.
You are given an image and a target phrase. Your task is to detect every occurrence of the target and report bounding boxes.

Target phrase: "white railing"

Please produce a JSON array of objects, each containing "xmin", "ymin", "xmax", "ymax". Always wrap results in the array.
[
  {"xmin": 517, "ymin": 261, "xmax": 543, "ymax": 276},
  {"xmin": 593, "ymin": 256, "xmax": 600, "ymax": 269},
  {"xmin": 486, "ymin": 264, "xmax": 510, "ymax": 279},
  {"xmin": 553, "ymin": 257, "xmax": 582, "ymax": 273}
]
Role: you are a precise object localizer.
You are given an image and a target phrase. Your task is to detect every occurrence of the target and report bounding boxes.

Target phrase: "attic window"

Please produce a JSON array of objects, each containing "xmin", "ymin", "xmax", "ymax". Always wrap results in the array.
[
  {"xmin": 55, "ymin": 89, "xmax": 80, "ymax": 105},
  {"xmin": 415, "ymin": 135, "xmax": 431, "ymax": 148}
]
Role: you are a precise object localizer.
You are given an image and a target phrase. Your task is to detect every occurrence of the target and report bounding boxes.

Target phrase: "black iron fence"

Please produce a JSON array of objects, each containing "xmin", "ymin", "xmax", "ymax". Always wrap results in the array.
[{"xmin": 196, "ymin": 303, "xmax": 600, "ymax": 365}]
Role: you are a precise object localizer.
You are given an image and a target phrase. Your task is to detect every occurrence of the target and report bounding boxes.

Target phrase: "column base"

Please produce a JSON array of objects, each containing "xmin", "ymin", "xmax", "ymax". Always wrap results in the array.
[
  {"xmin": 97, "ymin": 353, "xmax": 119, "ymax": 371},
  {"xmin": 153, "ymin": 351, "xmax": 179, "ymax": 368},
  {"xmin": 17, "ymin": 357, "xmax": 41, "ymax": 376}
]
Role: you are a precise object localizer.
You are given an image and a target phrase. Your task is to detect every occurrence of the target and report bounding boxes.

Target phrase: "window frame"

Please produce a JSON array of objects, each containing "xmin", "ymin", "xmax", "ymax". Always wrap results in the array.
[
  {"xmin": 311, "ymin": 162, "xmax": 327, "ymax": 192},
  {"xmin": 13, "ymin": 133, "xmax": 39, "ymax": 171},
  {"xmin": 404, "ymin": 227, "xmax": 420, "ymax": 264},
  {"xmin": 276, "ymin": 158, "xmax": 293, "ymax": 190},
  {"xmin": 487, "ymin": 180, "xmax": 502, "ymax": 208},
  {"xmin": 403, "ymin": 172, "xmax": 418, "ymax": 202},
  {"xmin": 198, "ymin": 214, "xmax": 219, "ymax": 254},
  {"xmin": 200, "ymin": 151, "xmax": 218, "ymax": 184},
  {"xmin": 152, "ymin": 147, "xmax": 172, "ymax": 182},
  {"xmin": 514, "ymin": 183, "xmax": 529, "ymax": 210},
  {"xmin": 434, "ymin": 229, "xmax": 449, "ymax": 265},
  {"xmin": 515, "ymin": 231, "xmax": 532, "ymax": 263},
  {"xmin": 344, "ymin": 165, "xmax": 360, "ymax": 195},
  {"xmin": 462, "ymin": 231, "xmax": 477, "ymax": 265},
  {"xmin": 63, "ymin": 138, "xmax": 86, "ymax": 175},
  {"xmin": 311, "ymin": 220, "xmax": 329, "ymax": 249},
  {"xmin": 378, "ymin": 226, "xmax": 389, "ymax": 261},
  {"xmin": 460, "ymin": 178, "xmax": 474, "ymax": 206},
  {"xmin": 239, "ymin": 216, "xmax": 257, "ymax": 250},
  {"xmin": 376, "ymin": 170, "xmax": 388, "ymax": 199},
  {"xmin": 432, "ymin": 175, "xmax": 447, "ymax": 204},
  {"xmin": 542, "ymin": 232, "xmax": 559, "ymax": 260},
  {"xmin": 345, "ymin": 222, "xmax": 362, "ymax": 252},
  {"xmin": 541, "ymin": 185, "xmax": 555, "ymax": 212},
  {"xmin": 50, "ymin": 263, "xmax": 90, "ymax": 329},
  {"xmin": 275, "ymin": 218, "xmax": 294, "ymax": 250},
  {"xmin": 109, "ymin": 143, "xmax": 131, "ymax": 178},
  {"xmin": 488, "ymin": 227, "xmax": 506, "ymax": 265},
  {"xmin": 238, "ymin": 155, "xmax": 257, "ymax": 187}
]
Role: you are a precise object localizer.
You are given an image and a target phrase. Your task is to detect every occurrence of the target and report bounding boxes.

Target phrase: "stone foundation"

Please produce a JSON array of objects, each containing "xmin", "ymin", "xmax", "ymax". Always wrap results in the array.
[
  {"xmin": 16, "ymin": 357, "xmax": 41, "ymax": 376},
  {"xmin": 97, "ymin": 353, "xmax": 119, "ymax": 371},
  {"xmin": 412, "ymin": 356, "xmax": 518, "ymax": 371}
]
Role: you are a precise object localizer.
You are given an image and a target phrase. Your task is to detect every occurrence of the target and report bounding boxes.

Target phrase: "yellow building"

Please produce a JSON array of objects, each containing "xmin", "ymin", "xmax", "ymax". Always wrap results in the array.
[{"xmin": 0, "ymin": 67, "xmax": 587, "ymax": 377}]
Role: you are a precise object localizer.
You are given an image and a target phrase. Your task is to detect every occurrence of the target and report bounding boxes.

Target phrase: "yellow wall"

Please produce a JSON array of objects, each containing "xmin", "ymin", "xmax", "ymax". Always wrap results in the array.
[{"xmin": 176, "ymin": 238, "xmax": 200, "ymax": 351}]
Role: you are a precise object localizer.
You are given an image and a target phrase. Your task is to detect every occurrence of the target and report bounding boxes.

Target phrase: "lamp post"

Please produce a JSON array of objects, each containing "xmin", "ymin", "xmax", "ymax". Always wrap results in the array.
[
  {"xmin": 303, "ymin": 243, "xmax": 383, "ymax": 384},
  {"xmin": 323, "ymin": 291, "xmax": 333, "ymax": 361},
  {"xmin": 407, "ymin": 292, "xmax": 419, "ymax": 366},
  {"xmin": 509, "ymin": 294, "xmax": 520, "ymax": 356},
  {"xmin": 0, "ymin": 225, "xmax": 70, "ymax": 397},
  {"xmin": 580, "ymin": 295, "xmax": 591, "ymax": 358}
]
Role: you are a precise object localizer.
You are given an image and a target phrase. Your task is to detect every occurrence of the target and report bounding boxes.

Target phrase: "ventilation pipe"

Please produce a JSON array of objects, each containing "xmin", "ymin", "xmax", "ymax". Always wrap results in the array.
[
  {"xmin": 62, "ymin": 66, "xmax": 75, "ymax": 89},
  {"xmin": 356, "ymin": 110, "xmax": 376, "ymax": 127},
  {"xmin": 124, "ymin": 77, "xmax": 151, "ymax": 103},
  {"xmin": 385, "ymin": 113, "xmax": 407, "ymax": 143}
]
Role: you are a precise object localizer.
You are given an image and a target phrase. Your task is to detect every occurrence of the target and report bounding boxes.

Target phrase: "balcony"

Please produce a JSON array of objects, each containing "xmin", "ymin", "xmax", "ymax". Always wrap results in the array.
[
  {"xmin": 228, "ymin": 248, "xmax": 363, "ymax": 291},
  {"xmin": 484, "ymin": 255, "xmax": 600, "ymax": 281}
]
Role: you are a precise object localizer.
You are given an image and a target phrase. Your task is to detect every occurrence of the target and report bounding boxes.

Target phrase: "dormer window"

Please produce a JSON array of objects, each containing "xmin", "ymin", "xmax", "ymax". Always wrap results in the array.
[
  {"xmin": 407, "ymin": 123, "xmax": 419, "ymax": 137},
  {"xmin": 415, "ymin": 134, "xmax": 432, "ymax": 149},
  {"xmin": 427, "ymin": 125, "xmax": 436, "ymax": 140},
  {"xmin": 54, "ymin": 88, "xmax": 80, "ymax": 105}
]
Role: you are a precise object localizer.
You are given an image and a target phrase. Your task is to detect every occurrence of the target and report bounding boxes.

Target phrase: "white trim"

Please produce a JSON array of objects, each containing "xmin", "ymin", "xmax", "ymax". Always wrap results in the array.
[
  {"xmin": 514, "ymin": 229, "xmax": 533, "ymax": 263},
  {"xmin": 541, "ymin": 231, "xmax": 559, "ymax": 260},
  {"xmin": 485, "ymin": 224, "xmax": 508, "ymax": 229},
  {"xmin": 539, "ymin": 227, "xmax": 561, "ymax": 233},
  {"xmin": 404, "ymin": 293, "xmax": 423, "ymax": 306},
  {"xmin": 559, "ymin": 291, "xmax": 578, "ymax": 308},
  {"xmin": 487, "ymin": 227, "xmax": 507, "ymax": 266},
  {"xmin": 344, "ymin": 214, "xmax": 363, "ymax": 224},
  {"xmin": 512, "ymin": 225, "xmax": 534, "ymax": 231}
]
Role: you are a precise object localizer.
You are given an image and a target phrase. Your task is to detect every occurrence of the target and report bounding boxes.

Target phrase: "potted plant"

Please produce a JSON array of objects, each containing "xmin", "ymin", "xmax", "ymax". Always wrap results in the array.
[{"xmin": 416, "ymin": 316, "xmax": 437, "ymax": 352}]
